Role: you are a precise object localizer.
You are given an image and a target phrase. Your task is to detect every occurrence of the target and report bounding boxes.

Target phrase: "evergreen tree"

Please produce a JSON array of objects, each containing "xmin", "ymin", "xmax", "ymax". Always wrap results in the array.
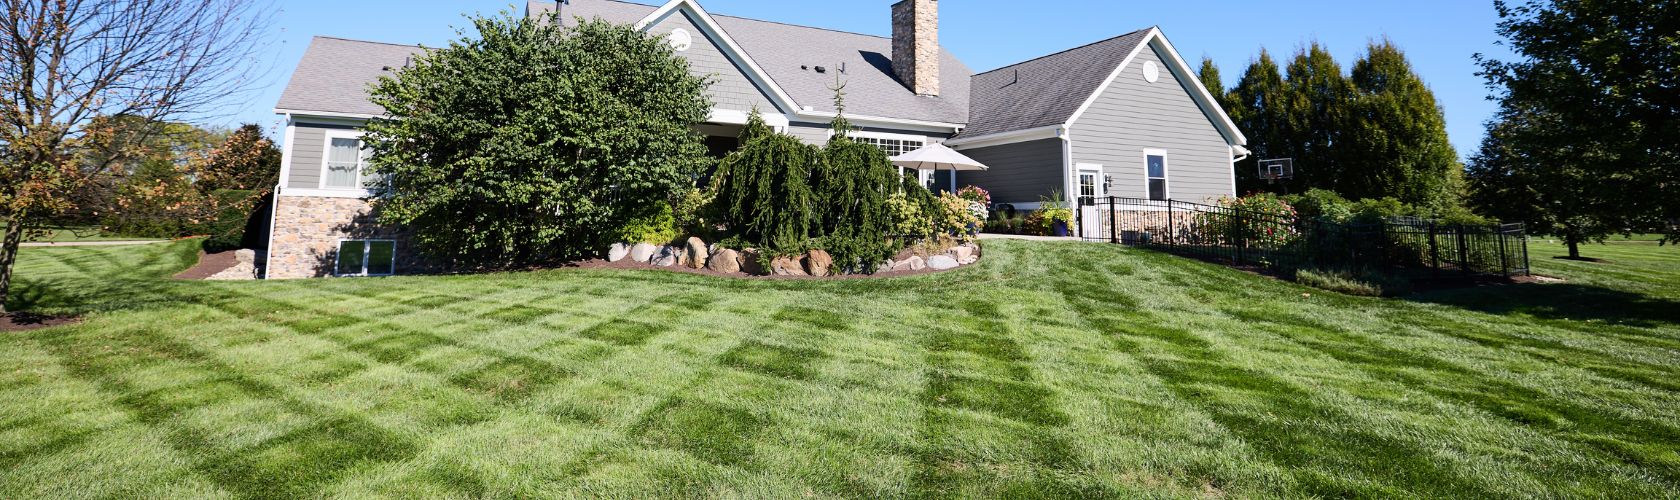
[
  {"xmin": 1345, "ymin": 40, "xmax": 1463, "ymax": 211},
  {"xmin": 1283, "ymin": 43, "xmax": 1356, "ymax": 196},
  {"xmin": 1197, "ymin": 57, "xmax": 1227, "ymax": 109},
  {"xmin": 1228, "ymin": 50, "xmax": 1289, "ymax": 194}
]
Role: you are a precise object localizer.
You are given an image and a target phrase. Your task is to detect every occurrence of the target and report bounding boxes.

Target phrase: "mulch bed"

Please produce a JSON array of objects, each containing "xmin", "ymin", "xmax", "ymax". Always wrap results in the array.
[
  {"xmin": 173, "ymin": 250, "xmax": 240, "ymax": 280},
  {"xmin": 1, "ymin": 312, "xmax": 80, "ymax": 332}
]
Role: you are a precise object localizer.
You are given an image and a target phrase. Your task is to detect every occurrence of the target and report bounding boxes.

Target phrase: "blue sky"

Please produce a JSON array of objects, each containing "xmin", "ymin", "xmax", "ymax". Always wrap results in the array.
[{"xmin": 237, "ymin": 0, "xmax": 1512, "ymax": 159}]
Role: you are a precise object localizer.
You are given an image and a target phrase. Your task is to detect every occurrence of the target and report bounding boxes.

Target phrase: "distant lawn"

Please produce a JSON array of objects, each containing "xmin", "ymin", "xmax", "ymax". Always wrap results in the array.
[
  {"xmin": 2, "ymin": 224, "xmax": 163, "ymax": 243},
  {"xmin": 1, "ymin": 238, "xmax": 1676, "ymax": 497}
]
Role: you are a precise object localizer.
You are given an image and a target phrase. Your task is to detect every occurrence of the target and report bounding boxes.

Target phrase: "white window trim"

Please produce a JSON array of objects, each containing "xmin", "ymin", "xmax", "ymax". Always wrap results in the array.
[
  {"xmin": 847, "ymin": 130, "xmax": 931, "ymax": 183},
  {"xmin": 319, "ymin": 129, "xmax": 369, "ymax": 191},
  {"xmin": 335, "ymin": 239, "xmax": 397, "ymax": 277},
  {"xmin": 1143, "ymin": 148, "xmax": 1170, "ymax": 201},
  {"xmin": 1076, "ymin": 163, "xmax": 1105, "ymax": 200}
]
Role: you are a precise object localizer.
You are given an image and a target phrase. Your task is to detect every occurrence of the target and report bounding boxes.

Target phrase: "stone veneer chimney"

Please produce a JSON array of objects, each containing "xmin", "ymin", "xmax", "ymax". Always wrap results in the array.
[{"xmin": 891, "ymin": 0, "xmax": 939, "ymax": 96}]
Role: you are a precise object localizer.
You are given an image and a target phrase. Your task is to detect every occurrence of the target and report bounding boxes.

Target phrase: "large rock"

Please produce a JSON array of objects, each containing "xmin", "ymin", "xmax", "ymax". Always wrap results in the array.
[
  {"xmin": 927, "ymin": 255, "xmax": 959, "ymax": 270},
  {"xmin": 708, "ymin": 249, "xmax": 741, "ymax": 273},
  {"xmin": 771, "ymin": 255, "xmax": 807, "ymax": 276},
  {"xmin": 685, "ymin": 237, "xmax": 708, "ymax": 269},
  {"xmin": 654, "ymin": 246, "xmax": 679, "ymax": 267},
  {"xmin": 608, "ymin": 243, "xmax": 632, "ymax": 262},
  {"xmin": 947, "ymin": 246, "xmax": 973, "ymax": 263},
  {"xmin": 739, "ymin": 249, "xmax": 766, "ymax": 275},
  {"xmin": 892, "ymin": 256, "xmax": 926, "ymax": 272},
  {"xmin": 629, "ymin": 243, "xmax": 658, "ymax": 263},
  {"xmin": 804, "ymin": 249, "xmax": 833, "ymax": 277}
]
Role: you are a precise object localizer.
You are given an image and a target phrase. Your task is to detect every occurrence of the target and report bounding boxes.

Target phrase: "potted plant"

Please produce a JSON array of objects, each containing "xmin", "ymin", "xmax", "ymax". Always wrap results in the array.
[{"xmin": 1035, "ymin": 191, "xmax": 1074, "ymax": 237}]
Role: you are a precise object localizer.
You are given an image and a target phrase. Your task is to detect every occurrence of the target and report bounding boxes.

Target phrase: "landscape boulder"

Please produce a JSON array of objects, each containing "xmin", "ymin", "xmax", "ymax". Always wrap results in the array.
[
  {"xmin": 804, "ymin": 250, "xmax": 833, "ymax": 277},
  {"xmin": 927, "ymin": 255, "xmax": 959, "ymax": 270},
  {"xmin": 654, "ymin": 246, "xmax": 679, "ymax": 267},
  {"xmin": 608, "ymin": 243, "xmax": 632, "ymax": 262},
  {"xmin": 771, "ymin": 255, "xmax": 807, "ymax": 276},
  {"xmin": 708, "ymin": 249, "xmax": 741, "ymax": 273},
  {"xmin": 630, "ymin": 243, "xmax": 658, "ymax": 263},
  {"xmin": 892, "ymin": 256, "xmax": 926, "ymax": 272},
  {"xmin": 685, "ymin": 237, "xmax": 708, "ymax": 269},
  {"xmin": 947, "ymin": 246, "xmax": 973, "ymax": 262},
  {"xmin": 739, "ymin": 249, "xmax": 767, "ymax": 275}
]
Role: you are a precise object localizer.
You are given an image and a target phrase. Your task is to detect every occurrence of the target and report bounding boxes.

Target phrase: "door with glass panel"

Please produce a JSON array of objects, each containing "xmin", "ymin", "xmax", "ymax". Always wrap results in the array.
[{"xmin": 1076, "ymin": 165, "xmax": 1104, "ymax": 239}]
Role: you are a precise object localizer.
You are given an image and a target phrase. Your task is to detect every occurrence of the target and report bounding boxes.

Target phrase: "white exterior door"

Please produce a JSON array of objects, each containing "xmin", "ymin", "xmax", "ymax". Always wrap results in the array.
[{"xmin": 1076, "ymin": 164, "xmax": 1104, "ymax": 239}]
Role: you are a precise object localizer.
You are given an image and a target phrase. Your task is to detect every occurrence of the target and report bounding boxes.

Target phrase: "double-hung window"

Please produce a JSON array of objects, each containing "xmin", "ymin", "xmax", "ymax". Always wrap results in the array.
[
  {"xmin": 1144, "ymin": 150, "xmax": 1169, "ymax": 201},
  {"xmin": 322, "ymin": 131, "xmax": 372, "ymax": 190},
  {"xmin": 337, "ymin": 240, "xmax": 395, "ymax": 277}
]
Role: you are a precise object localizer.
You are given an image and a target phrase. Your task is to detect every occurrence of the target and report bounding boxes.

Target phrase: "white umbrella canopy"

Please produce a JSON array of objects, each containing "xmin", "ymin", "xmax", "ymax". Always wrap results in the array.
[{"xmin": 889, "ymin": 143, "xmax": 989, "ymax": 172}]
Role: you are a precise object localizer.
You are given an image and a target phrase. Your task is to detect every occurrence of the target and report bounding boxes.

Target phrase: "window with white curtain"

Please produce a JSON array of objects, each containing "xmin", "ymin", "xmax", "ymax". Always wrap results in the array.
[{"xmin": 324, "ymin": 135, "xmax": 368, "ymax": 189}]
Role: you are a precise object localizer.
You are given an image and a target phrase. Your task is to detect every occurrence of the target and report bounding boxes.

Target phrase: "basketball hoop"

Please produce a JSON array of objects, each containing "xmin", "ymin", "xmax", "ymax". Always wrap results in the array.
[{"xmin": 1258, "ymin": 158, "xmax": 1294, "ymax": 184}]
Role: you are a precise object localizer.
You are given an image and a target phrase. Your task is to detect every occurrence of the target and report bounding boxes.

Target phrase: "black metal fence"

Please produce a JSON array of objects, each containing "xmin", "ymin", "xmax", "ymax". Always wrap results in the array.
[{"xmin": 1082, "ymin": 197, "xmax": 1530, "ymax": 278}]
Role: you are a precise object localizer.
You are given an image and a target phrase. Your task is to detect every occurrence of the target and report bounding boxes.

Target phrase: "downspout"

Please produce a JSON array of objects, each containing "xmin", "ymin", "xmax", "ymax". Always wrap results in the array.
[
  {"xmin": 1061, "ymin": 127, "xmax": 1075, "ymax": 234},
  {"xmin": 265, "ymin": 117, "xmax": 298, "ymax": 279},
  {"xmin": 1229, "ymin": 144, "xmax": 1251, "ymax": 196}
]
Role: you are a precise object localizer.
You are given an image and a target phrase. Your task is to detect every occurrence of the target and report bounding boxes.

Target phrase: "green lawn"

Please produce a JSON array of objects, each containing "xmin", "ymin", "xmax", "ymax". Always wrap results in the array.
[
  {"xmin": 2, "ymin": 224, "xmax": 163, "ymax": 243},
  {"xmin": 2, "ymin": 237, "xmax": 1676, "ymax": 498}
]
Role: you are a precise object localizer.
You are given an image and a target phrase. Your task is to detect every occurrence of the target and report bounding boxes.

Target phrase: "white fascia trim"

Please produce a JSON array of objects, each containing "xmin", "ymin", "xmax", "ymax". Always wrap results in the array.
[
  {"xmin": 709, "ymin": 108, "xmax": 788, "ymax": 127},
  {"xmin": 280, "ymin": 187, "xmax": 377, "ymax": 199},
  {"xmin": 946, "ymin": 125, "xmax": 1065, "ymax": 150},
  {"xmin": 275, "ymin": 108, "xmax": 378, "ymax": 122},
  {"xmin": 795, "ymin": 110, "xmax": 964, "ymax": 134},
  {"xmin": 636, "ymin": 1, "xmax": 801, "ymax": 116},
  {"xmin": 1061, "ymin": 28, "xmax": 1249, "ymax": 147}
]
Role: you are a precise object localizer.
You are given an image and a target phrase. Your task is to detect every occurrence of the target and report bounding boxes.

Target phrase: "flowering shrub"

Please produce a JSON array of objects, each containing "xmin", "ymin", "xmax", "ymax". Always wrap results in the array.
[
  {"xmin": 956, "ymin": 185, "xmax": 991, "ymax": 206},
  {"xmin": 936, "ymin": 192, "xmax": 983, "ymax": 236},
  {"xmin": 1194, "ymin": 192, "xmax": 1300, "ymax": 247},
  {"xmin": 966, "ymin": 201, "xmax": 988, "ymax": 222},
  {"xmin": 886, "ymin": 192, "xmax": 933, "ymax": 237}
]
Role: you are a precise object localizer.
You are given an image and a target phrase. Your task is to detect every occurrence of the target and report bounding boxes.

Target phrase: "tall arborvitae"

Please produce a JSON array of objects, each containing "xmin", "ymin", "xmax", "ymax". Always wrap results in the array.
[
  {"xmin": 1197, "ymin": 57, "xmax": 1227, "ymax": 109},
  {"xmin": 1228, "ymin": 50, "xmax": 1289, "ymax": 193},
  {"xmin": 1283, "ymin": 42, "xmax": 1356, "ymax": 196}
]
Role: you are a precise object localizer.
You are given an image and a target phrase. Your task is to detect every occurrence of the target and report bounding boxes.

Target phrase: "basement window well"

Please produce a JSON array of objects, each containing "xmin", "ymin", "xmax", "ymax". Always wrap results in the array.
[{"xmin": 337, "ymin": 240, "xmax": 395, "ymax": 277}]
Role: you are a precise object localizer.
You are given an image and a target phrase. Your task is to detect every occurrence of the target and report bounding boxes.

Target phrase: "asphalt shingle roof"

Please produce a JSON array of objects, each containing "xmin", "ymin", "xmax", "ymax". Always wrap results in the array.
[
  {"xmin": 530, "ymin": 0, "xmax": 970, "ymax": 124},
  {"xmin": 960, "ymin": 29, "xmax": 1152, "ymax": 138},
  {"xmin": 275, "ymin": 37, "xmax": 422, "ymax": 117}
]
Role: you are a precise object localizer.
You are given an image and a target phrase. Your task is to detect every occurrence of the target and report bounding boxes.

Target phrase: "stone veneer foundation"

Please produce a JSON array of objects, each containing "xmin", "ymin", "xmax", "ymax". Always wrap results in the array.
[{"xmin": 266, "ymin": 195, "xmax": 425, "ymax": 279}]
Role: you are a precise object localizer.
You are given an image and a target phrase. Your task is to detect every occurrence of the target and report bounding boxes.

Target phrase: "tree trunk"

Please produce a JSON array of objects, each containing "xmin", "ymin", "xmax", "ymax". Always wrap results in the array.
[
  {"xmin": 1567, "ymin": 239, "xmax": 1581, "ymax": 259},
  {"xmin": 0, "ymin": 214, "xmax": 25, "ymax": 314}
]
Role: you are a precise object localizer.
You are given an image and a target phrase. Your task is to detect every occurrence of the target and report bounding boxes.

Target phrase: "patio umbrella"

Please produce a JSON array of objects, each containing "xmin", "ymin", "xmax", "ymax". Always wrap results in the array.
[{"xmin": 889, "ymin": 142, "xmax": 988, "ymax": 192}]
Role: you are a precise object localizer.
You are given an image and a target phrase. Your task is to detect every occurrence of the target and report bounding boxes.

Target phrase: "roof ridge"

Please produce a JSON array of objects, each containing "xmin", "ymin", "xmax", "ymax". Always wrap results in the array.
[
  {"xmin": 313, "ymin": 35, "xmax": 423, "ymax": 49},
  {"xmin": 585, "ymin": 0, "xmax": 894, "ymax": 41},
  {"xmin": 973, "ymin": 27, "xmax": 1154, "ymax": 76}
]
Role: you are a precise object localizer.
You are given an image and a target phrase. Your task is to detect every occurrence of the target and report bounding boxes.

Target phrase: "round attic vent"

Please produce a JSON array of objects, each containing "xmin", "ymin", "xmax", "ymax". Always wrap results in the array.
[
  {"xmin": 669, "ymin": 28, "xmax": 693, "ymax": 52},
  {"xmin": 1142, "ymin": 61, "xmax": 1161, "ymax": 83}
]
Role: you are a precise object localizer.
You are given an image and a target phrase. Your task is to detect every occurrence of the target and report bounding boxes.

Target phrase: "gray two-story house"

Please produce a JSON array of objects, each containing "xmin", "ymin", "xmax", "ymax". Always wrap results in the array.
[{"xmin": 266, "ymin": 0, "xmax": 1247, "ymax": 278}]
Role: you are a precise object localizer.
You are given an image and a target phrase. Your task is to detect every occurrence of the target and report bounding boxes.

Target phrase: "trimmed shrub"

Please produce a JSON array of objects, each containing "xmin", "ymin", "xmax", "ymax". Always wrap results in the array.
[{"xmin": 614, "ymin": 202, "xmax": 679, "ymax": 245}]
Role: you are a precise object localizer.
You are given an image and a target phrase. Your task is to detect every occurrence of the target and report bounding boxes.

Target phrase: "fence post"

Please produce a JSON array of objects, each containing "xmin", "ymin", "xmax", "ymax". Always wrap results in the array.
[
  {"xmin": 1107, "ymin": 197, "xmax": 1117, "ymax": 244},
  {"xmin": 1498, "ymin": 226, "xmax": 1511, "ymax": 278},
  {"xmin": 1235, "ymin": 209, "xmax": 1246, "ymax": 265},
  {"xmin": 1456, "ymin": 225, "xmax": 1471, "ymax": 275},
  {"xmin": 1428, "ymin": 222, "xmax": 1440, "ymax": 278},
  {"xmin": 1167, "ymin": 200, "xmax": 1175, "ymax": 247}
]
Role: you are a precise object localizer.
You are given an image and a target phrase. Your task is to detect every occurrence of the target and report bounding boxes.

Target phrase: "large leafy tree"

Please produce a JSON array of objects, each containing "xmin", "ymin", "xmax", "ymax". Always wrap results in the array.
[
  {"xmin": 364, "ymin": 14, "xmax": 713, "ymax": 268},
  {"xmin": 0, "ymin": 0, "xmax": 267, "ymax": 313},
  {"xmin": 1282, "ymin": 43, "xmax": 1357, "ymax": 197},
  {"xmin": 1470, "ymin": 0, "xmax": 1679, "ymax": 254}
]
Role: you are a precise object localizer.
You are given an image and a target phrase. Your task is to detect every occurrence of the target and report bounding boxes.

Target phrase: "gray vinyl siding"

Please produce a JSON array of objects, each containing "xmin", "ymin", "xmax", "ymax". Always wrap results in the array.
[
  {"xmin": 1069, "ymin": 45, "xmax": 1234, "ymax": 204},
  {"xmin": 955, "ymin": 138, "xmax": 1064, "ymax": 205},
  {"xmin": 649, "ymin": 11, "xmax": 783, "ymax": 114},
  {"xmin": 286, "ymin": 121, "xmax": 362, "ymax": 189}
]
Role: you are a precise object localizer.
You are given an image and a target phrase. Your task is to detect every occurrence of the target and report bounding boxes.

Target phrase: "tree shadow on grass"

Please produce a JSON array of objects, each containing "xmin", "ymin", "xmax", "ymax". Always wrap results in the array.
[{"xmin": 1406, "ymin": 282, "xmax": 1680, "ymax": 329}]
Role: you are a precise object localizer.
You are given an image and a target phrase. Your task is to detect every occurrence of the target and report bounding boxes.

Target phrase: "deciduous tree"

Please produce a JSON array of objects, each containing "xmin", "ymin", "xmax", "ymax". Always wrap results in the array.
[
  {"xmin": 1470, "ymin": 0, "xmax": 1679, "ymax": 254},
  {"xmin": 363, "ymin": 14, "xmax": 713, "ymax": 268},
  {"xmin": 0, "ymin": 0, "xmax": 269, "ymax": 313}
]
